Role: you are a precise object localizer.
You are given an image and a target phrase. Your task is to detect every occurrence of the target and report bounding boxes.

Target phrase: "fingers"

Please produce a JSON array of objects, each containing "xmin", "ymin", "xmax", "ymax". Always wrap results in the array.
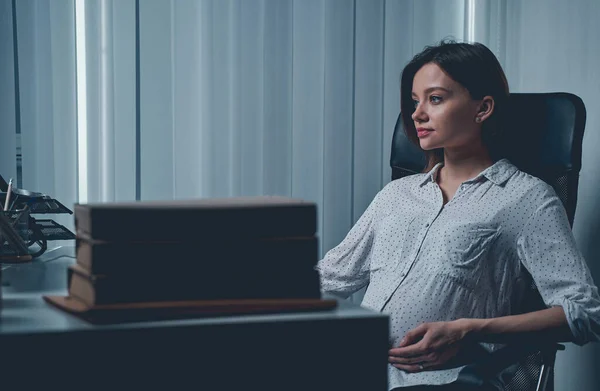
[
  {"xmin": 388, "ymin": 351, "xmax": 438, "ymax": 366},
  {"xmin": 390, "ymin": 345, "xmax": 461, "ymax": 373},
  {"xmin": 399, "ymin": 323, "xmax": 428, "ymax": 347},
  {"xmin": 389, "ymin": 338, "xmax": 432, "ymax": 357},
  {"xmin": 389, "ymin": 352, "xmax": 443, "ymax": 373},
  {"xmin": 389, "ymin": 344, "xmax": 430, "ymax": 357}
]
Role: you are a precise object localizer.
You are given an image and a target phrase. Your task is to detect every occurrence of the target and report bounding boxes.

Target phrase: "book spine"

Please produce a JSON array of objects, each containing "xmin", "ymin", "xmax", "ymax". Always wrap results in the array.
[
  {"xmin": 74, "ymin": 205, "xmax": 316, "ymax": 241},
  {"xmin": 69, "ymin": 267, "xmax": 321, "ymax": 305},
  {"xmin": 76, "ymin": 237, "xmax": 319, "ymax": 275}
]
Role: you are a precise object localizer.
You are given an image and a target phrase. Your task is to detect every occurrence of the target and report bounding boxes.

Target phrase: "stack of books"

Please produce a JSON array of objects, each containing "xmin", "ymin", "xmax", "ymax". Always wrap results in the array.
[{"xmin": 44, "ymin": 196, "xmax": 335, "ymax": 322}]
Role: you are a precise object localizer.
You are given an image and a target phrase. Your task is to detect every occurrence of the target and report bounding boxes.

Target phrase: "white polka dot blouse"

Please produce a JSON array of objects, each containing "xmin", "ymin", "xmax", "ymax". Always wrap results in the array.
[{"xmin": 317, "ymin": 158, "xmax": 600, "ymax": 389}]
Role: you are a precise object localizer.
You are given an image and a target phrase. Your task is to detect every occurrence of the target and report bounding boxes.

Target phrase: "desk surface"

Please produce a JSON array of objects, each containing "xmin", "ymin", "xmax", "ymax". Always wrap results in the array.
[{"xmin": 0, "ymin": 246, "xmax": 385, "ymax": 335}]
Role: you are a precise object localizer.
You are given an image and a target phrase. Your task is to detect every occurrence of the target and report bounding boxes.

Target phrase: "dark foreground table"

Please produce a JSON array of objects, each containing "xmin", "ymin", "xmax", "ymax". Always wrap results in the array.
[{"xmin": 0, "ymin": 246, "xmax": 389, "ymax": 390}]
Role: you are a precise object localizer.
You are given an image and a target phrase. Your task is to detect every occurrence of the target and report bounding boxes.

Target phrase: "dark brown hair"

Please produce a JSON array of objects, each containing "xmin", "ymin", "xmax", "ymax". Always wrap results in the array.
[{"xmin": 400, "ymin": 39, "xmax": 510, "ymax": 172}]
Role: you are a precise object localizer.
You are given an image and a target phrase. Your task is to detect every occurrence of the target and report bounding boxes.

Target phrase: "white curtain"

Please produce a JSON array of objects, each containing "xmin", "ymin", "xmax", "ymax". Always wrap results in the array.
[
  {"xmin": 1, "ymin": 1, "xmax": 600, "ymax": 389},
  {"xmin": 81, "ymin": 0, "xmax": 137, "ymax": 202},
  {"xmin": 137, "ymin": 0, "xmax": 391, "ymax": 256},
  {"xmin": 0, "ymin": 0, "xmax": 77, "ymax": 230},
  {"xmin": 0, "ymin": 0, "xmax": 18, "ymax": 184}
]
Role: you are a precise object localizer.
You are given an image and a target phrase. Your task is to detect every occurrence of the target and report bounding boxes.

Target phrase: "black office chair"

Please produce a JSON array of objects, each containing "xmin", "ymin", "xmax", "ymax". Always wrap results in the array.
[{"xmin": 390, "ymin": 92, "xmax": 587, "ymax": 391}]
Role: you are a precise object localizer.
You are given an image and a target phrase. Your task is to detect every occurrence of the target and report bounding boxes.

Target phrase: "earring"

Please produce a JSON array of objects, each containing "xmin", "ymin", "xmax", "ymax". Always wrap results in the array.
[{"xmin": 475, "ymin": 117, "xmax": 482, "ymax": 123}]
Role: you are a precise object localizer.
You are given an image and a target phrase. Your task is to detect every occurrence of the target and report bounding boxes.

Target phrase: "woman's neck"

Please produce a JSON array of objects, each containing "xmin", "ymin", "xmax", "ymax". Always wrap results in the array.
[{"xmin": 439, "ymin": 149, "xmax": 494, "ymax": 184}]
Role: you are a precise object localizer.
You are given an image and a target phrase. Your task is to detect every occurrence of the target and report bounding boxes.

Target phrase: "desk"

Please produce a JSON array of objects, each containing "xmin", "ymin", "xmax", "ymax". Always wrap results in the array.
[{"xmin": 0, "ymin": 246, "xmax": 389, "ymax": 390}]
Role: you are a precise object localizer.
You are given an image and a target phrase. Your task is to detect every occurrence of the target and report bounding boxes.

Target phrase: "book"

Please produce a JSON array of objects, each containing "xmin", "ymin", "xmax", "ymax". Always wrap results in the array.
[
  {"xmin": 43, "ymin": 295, "xmax": 338, "ymax": 324},
  {"xmin": 75, "ymin": 234, "xmax": 318, "ymax": 275},
  {"xmin": 74, "ymin": 196, "xmax": 316, "ymax": 241},
  {"xmin": 67, "ymin": 263, "xmax": 322, "ymax": 307}
]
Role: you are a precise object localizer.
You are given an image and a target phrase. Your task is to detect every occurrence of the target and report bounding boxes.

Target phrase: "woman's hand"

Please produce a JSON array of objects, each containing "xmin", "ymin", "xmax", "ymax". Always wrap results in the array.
[{"xmin": 388, "ymin": 319, "xmax": 473, "ymax": 373}]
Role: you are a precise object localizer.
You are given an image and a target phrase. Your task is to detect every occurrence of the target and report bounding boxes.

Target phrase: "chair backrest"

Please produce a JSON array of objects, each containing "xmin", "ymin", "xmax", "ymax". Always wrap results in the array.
[
  {"xmin": 389, "ymin": 92, "xmax": 587, "ymax": 391},
  {"xmin": 390, "ymin": 92, "xmax": 586, "ymax": 227}
]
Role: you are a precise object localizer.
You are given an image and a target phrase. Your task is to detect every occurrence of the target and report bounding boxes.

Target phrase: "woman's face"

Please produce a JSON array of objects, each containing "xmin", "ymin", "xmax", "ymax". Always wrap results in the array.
[{"xmin": 411, "ymin": 62, "xmax": 484, "ymax": 152}]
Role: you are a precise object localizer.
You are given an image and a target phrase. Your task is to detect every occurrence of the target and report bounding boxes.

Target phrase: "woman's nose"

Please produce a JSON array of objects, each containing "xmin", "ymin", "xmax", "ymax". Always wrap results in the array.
[{"xmin": 411, "ymin": 104, "xmax": 427, "ymax": 123}]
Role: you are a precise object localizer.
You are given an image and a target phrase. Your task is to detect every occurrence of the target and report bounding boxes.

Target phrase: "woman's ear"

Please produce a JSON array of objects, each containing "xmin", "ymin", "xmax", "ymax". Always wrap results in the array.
[{"xmin": 475, "ymin": 96, "xmax": 495, "ymax": 123}]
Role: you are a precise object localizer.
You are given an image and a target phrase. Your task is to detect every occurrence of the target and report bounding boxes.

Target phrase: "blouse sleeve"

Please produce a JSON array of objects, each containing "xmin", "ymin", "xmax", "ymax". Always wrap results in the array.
[
  {"xmin": 315, "ymin": 188, "xmax": 387, "ymax": 300},
  {"xmin": 516, "ymin": 186, "xmax": 600, "ymax": 345}
]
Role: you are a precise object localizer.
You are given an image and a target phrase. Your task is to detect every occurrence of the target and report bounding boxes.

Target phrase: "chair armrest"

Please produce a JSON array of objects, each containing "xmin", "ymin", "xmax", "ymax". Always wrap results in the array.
[
  {"xmin": 454, "ymin": 343, "xmax": 562, "ymax": 390},
  {"xmin": 538, "ymin": 343, "xmax": 564, "ymax": 369}
]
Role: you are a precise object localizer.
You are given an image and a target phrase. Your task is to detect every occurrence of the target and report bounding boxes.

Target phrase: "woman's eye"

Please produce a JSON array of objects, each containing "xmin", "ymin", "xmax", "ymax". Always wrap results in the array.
[
  {"xmin": 430, "ymin": 96, "xmax": 442, "ymax": 104},
  {"xmin": 412, "ymin": 99, "xmax": 419, "ymax": 108}
]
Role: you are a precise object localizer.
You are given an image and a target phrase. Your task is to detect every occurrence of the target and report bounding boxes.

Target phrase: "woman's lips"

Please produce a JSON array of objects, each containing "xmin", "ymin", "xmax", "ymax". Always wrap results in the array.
[{"xmin": 417, "ymin": 128, "xmax": 434, "ymax": 138}]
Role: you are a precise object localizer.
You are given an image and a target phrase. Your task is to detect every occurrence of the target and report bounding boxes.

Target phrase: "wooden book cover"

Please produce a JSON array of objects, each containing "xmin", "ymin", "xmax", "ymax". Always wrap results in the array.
[
  {"xmin": 75, "ymin": 196, "xmax": 316, "ymax": 241},
  {"xmin": 75, "ymin": 234, "xmax": 318, "ymax": 275},
  {"xmin": 67, "ymin": 263, "xmax": 322, "ymax": 307},
  {"xmin": 43, "ymin": 295, "xmax": 337, "ymax": 325}
]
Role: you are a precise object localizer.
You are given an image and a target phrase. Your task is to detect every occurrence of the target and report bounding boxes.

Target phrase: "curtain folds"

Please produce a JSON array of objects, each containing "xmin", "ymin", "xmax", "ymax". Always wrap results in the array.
[
  {"xmin": 7, "ymin": 0, "xmax": 77, "ymax": 230},
  {"xmin": 134, "ymin": 0, "xmax": 393, "ymax": 256}
]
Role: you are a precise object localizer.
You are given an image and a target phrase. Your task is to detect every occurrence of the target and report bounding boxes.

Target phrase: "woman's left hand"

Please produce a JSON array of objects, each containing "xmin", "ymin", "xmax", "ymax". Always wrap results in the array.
[{"xmin": 388, "ymin": 319, "xmax": 472, "ymax": 373}]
